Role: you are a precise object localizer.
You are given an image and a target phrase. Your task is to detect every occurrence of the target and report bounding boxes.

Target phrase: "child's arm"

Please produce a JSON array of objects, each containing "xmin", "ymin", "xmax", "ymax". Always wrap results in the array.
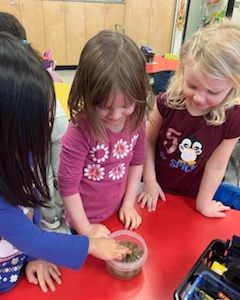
[
  {"xmin": 137, "ymin": 102, "xmax": 166, "ymax": 211},
  {"xmin": 62, "ymin": 194, "xmax": 110, "ymax": 238},
  {"xmin": 25, "ymin": 260, "xmax": 61, "ymax": 293},
  {"xmin": 196, "ymin": 137, "xmax": 239, "ymax": 218},
  {"xmin": 119, "ymin": 165, "xmax": 143, "ymax": 230}
]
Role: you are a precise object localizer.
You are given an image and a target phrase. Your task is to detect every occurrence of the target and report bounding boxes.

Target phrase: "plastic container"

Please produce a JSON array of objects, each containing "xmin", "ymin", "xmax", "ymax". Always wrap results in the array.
[
  {"xmin": 183, "ymin": 271, "xmax": 240, "ymax": 300},
  {"xmin": 106, "ymin": 230, "xmax": 148, "ymax": 280},
  {"xmin": 174, "ymin": 238, "xmax": 240, "ymax": 300}
]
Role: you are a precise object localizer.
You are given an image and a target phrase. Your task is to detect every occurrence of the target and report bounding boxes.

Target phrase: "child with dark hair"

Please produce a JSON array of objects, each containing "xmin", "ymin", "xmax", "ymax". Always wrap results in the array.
[
  {"xmin": 0, "ymin": 12, "xmax": 67, "ymax": 229},
  {"xmin": 0, "ymin": 32, "xmax": 129, "ymax": 293}
]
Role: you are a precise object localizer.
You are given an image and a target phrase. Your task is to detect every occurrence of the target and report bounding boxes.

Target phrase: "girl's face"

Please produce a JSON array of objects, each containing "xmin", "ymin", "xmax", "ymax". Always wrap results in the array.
[
  {"xmin": 183, "ymin": 64, "xmax": 233, "ymax": 116},
  {"xmin": 96, "ymin": 90, "xmax": 135, "ymax": 132}
]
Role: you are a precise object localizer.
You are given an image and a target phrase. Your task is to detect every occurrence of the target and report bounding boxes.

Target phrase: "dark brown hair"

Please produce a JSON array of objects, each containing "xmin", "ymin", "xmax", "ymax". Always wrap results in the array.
[{"xmin": 0, "ymin": 12, "xmax": 41, "ymax": 59}]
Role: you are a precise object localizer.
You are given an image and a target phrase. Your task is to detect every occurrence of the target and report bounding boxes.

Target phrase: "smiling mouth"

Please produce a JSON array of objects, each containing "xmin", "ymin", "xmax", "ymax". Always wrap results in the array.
[
  {"xmin": 190, "ymin": 100, "xmax": 206, "ymax": 108},
  {"xmin": 193, "ymin": 103, "xmax": 205, "ymax": 108},
  {"xmin": 107, "ymin": 116, "xmax": 125, "ymax": 122}
]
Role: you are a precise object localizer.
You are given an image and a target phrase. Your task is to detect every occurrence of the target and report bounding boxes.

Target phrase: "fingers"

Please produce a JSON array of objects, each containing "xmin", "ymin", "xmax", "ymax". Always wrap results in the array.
[
  {"xmin": 48, "ymin": 264, "xmax": 62, "ymax": 286},
  {"xmin": 140, "ymin": 193, "xmax": 157, "ymax": 212},
  {"xmin": 120, "ymin": 213, "xmax": 142, "ymax": 231},
  {"xmin": 137, "ymin": 191, "xmax": 162, "ymax": 211},
  {"xmin": 159, "ymin": 188, "xmax": 166, "ymax": 202},
  {"xmin": 114, "ymin": 242, "xmax": 132, "ymax": 261},
  {"xmin": 26, "ymin": 262, "xmax": 62, "ymax": 293},
  {"xmin": 147, "ymin": 196, "xmax": 158, "ymax": 212},
  {"xmin": 214, "ymin": 212, "xmax": 227, "ymax": 218},
  {"xmin": 213, "ymin": 200, "xmax": 231, "ymax": 211},
  {"xmin": 37, "ymin": 265, "xmax": 62, "ymax": 293},
  {"xmin": 25, "ymin": 269, "xmax": 38, "ymax": 285},
  {"xmin": 218, "ymin": 203, "xmax": 231, "ymax": 211},
  {"xmin": 137, "ymin": 192, "xmax": 144, "ymax": 203},
  {"xmin": 201, "ymin": 201, "xmax": 231, "ymax": 218},
  {"xmin": 36, "ymin": 270, "xmax": 49, "ymax": 293},
  {"xmin": 137, "ymin": 192, "xmax": 151, "ymax": 209}
]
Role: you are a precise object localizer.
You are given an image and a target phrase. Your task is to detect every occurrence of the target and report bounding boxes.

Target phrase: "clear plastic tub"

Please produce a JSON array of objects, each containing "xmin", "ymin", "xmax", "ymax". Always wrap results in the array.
[{"xmin": 106, "ymin": 230, "xmax": 148, "ymax": 280}]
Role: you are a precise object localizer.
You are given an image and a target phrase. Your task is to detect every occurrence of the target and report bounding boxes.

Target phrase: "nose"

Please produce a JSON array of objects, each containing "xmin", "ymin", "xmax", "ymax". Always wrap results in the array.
[
  {"xmin": 109, "ymin": 109, "xmax": 122, "ymax": 120},
  {"xmin": 193, "ymin": 91, "xmax": 205, "ymax": 104}
]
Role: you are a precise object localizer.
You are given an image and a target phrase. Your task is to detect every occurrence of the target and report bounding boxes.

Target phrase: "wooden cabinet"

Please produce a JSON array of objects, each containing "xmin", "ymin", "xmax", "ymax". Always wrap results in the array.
[
  {"xmin": 125, "ymin": 0, "xmax": 176, "ymax": 55},
  {"xmin": 84, "ymin": 2, "xmax": 105, "ymax": 42},
  {"xmin": 0, "ymin": 1, "xmax": 176, "ymax": 65},
  {"xmin": 65, "ymin": 1, "xmax": 85, "ymax": 65},
  {"xmin": 20, "ymin": 0, "xmax": 46, "ymax": 54},
  {"xmin": 148, "ymin": 0, "xmax": 176, "ymax": 55},
  {"xmin": 41, "ymin": 0, "xmax": 67, "ymax": 65},
  {"xmin": 0, "ymin": 0, "xmax": 45, "ymax": 54},
  {"xmin": 64, "ymin": 2, "xmax": 124, "ymax": 65},
  {"xmin": 42, "ymin": 1, "xmax": 124, "ymax": 65},
  {"xmin": 124, "ymin": 0, "xmax": 151, "ymax": 48},
  {"xmin": 0, "ymin": 0, "xmax": 21, "ymax": 20},
  {"xmin": 84, "ymin": 3, "xmax": 124, "ymax": 42},
  {"xmin": 104, "ymin": 3, "xmax": 125, "ymax": 31}
]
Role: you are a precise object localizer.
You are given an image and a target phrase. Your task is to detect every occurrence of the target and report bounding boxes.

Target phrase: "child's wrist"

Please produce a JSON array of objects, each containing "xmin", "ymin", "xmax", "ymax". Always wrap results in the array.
[
  {"xmin": 121, "ymin": 200, "xmax": 135, "ymax": 208},
  {"xmin": 88, "ymin": 237, "xmax": 95, "ymax": 255},
  {"xmin": 143, "ymin": 175, "xmax": 157, "ymax": 184}
]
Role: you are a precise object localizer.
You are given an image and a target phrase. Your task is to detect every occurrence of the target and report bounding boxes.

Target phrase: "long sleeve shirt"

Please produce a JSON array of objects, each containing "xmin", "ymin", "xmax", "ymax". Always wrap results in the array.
[
  {"xmin": 0, "ymin": 196, "xmax": 89, "ymax": 292},
  {"xmin": 58, "ymin": 116, "xmax": 145, "ymax": 223}
]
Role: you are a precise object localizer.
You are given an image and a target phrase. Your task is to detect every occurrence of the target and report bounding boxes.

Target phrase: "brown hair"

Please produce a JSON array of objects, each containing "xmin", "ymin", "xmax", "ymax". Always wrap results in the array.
[{"xmin": 69, "ymin": 30, "xmax": 151, "ymax": 139}]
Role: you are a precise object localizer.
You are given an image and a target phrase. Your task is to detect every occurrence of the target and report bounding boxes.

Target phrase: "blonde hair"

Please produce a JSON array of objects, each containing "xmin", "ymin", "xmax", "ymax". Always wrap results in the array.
[
  {"xmin": 166, "ymin": 18, "xmax": 240, "ymax": 125},
  {"xmin": 69, "ymin": 30, "xmax": 151, "ymax": 139}
]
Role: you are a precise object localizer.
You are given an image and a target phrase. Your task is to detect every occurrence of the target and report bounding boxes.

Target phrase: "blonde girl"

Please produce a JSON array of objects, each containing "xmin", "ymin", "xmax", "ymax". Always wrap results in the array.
[{"xmin": 138, "ymin": 19, "xmax": 240, "ymax": 218}]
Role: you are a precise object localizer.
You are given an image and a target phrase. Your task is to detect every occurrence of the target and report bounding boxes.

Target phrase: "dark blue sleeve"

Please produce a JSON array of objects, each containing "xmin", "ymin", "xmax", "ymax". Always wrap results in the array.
[{"xmin": 0, "ymin": 197, "xmax": 89, "ymax": 270}]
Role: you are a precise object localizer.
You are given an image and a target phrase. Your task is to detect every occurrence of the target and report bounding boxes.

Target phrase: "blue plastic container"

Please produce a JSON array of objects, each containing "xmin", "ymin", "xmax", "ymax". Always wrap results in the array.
[{"xmin": 183, "ymin": 270, "xmax": 240, "ymax": 300}]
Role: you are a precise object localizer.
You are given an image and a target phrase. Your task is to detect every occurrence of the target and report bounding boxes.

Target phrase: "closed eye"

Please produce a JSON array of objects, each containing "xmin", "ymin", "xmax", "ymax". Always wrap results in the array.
[
  {"xmin": 186, "ymin": 81, "xmax": 196, "ymax": 89},
  {"xmin": 207, "ymin": 90, "xmax": 221, "ymax": 95},
  {"xmin": 98, "ymin": 105, "xmax": 109, "ymax": 110}
]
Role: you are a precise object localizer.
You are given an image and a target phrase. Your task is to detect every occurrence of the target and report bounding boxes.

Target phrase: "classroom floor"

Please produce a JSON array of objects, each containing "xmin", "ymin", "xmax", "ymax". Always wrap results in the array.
[{"xmin": 55, "ymin": 69, "xmax": 76, "ymax": 84}]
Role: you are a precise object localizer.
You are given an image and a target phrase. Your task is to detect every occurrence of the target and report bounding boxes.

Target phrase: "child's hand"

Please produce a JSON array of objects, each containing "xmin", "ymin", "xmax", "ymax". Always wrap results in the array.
[
  {"xmin": 82, "ymin": 223, "xmax": 111, "ymax": 238},
  {"xmin": 88, "ymin": 237, "xmax": 131, "ymax": 261},
  {"xmin": 196, "ymin": 200, "xmax": 231, "ymax": 218},
  {"xmin": 119, "ymin": 204, "xmax": 142, "ymax": 230},
  {"xmin": 25, "ymin": 260, "xmax": 61, "ymax": 293},
  {"xmin": 137, "ymin": 181, "xmax": 166, "ymax": 212}
]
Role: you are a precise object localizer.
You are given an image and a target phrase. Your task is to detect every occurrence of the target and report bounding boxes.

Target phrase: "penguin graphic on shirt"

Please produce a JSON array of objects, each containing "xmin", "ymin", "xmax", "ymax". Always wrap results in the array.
[{"xmin": 178, "ymin": 137, "xmax": 203, "ymax": 165}]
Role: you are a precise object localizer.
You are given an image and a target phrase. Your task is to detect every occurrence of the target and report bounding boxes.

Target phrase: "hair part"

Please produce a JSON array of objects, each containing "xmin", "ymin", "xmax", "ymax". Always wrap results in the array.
[
  {"xmin": 69, "ymin": 30, "xmax": 151, "ymax": 139},
  {"xmin": 166, "ymin": 18, "xmax": 240, "ymax": 125},
  {"xmin": 0, "ymin": 32, "xmax": 56, "ymax": 207}
]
